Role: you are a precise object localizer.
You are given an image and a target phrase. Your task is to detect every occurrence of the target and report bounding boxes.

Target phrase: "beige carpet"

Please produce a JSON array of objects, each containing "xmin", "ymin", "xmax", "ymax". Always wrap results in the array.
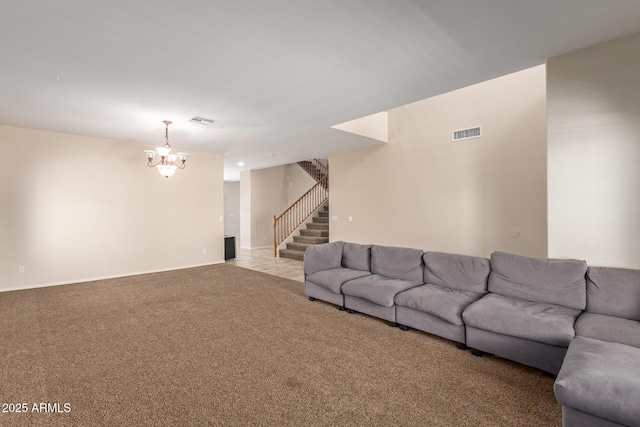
[{"xmin": 0, "ymin": 264, "xmax": 560, "ymax": 426}]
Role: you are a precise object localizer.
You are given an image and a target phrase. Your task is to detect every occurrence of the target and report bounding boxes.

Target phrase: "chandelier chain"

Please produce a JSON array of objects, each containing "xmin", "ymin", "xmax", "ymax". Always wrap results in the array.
[{"xmin": 163, "ymin": 120, "xmax": 172, "ymax": 147}]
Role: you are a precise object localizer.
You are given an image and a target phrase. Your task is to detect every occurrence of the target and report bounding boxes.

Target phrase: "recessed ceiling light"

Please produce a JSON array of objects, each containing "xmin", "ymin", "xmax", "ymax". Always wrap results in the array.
[
  {"xmin": 266, "ymin": 154, "xmax": 276, "ymax": 157},
  {"xmin": 237, "ymin": 162, "xmax": 244, "ymax": 166}
]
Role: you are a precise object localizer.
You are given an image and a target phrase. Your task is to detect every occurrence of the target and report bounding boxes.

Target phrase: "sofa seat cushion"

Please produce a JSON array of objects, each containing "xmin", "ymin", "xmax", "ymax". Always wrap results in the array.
[
  {"xmin": 306, "ymin": 268, "xmax": 371, "ymax": 294},
  {"xmin": 394, "ymin": 284, "xmax": 484, "ymax": 326},
  {"xmin": 575, "ymin": 312, "xmax": 640, "ymax": 349},
  {"xmin": 555, "ymin": 337, "xmax": 640, "ymax": 427},
  {"xmin": 462, "ymin": 293, "xmax": 581, "ymax": 347},
  {"xmin": 341, "ymin": 274, "xmax": 421, "ymax": 307}
]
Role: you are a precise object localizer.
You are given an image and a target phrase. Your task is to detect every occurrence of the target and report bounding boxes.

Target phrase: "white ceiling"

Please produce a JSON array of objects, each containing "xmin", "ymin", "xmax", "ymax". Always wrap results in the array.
[{"xmin": 2, "ymin": 1, "xmax": 640, "ymax": 180}]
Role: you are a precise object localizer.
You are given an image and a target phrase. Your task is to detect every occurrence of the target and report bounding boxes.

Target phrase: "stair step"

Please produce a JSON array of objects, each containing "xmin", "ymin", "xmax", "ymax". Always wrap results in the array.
[
  {"xmin": 286, "ymin": 242, "xmax": 309, "ymax": 252},
  {"xmin": 300, "ymin": 229, "xmax": 329, "ymax": 237},
  {"xmin": 293, "ymin": 235, "xmax": 329, "ymax": 244},
  {"xmin": 312, "ymin": 217, "xmax": 329, "ymax": 224},
  {"xmin": 306, "ymin": 223, "xmax": 329, "ymax": 231},
  {"xmin": 324, "ymin": 205, "xmax": 329, "ymax": 211},
  {"xmin": 279, "ymin": 249, "xmax": 305, "ymax": 261},
  {"xmin": 318, "ymin": 211, "xmax": 329, "ymax": 217}
]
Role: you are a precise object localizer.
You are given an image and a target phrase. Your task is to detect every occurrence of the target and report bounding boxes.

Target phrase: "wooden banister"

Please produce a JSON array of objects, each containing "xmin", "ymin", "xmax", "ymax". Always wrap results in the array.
[{"xmin": 298, "ymin": 159, "xmax": 328, "ymax": 190}]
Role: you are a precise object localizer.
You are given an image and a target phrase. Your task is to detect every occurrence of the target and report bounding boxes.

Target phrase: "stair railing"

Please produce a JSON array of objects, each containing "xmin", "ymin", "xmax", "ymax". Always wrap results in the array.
[
  {"xmin": 273, "ymin": 172, "xmax": 328, "ymax": 257},
  {"xmin": 298, "ymin": 159, "xmax": 329, "ymax": 190}
]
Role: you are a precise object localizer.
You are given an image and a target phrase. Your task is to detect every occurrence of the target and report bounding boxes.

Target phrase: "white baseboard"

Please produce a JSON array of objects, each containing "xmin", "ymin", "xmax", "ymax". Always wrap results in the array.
[{"xmin": 0, "ymin": 261, "xmax": 226, "ymax": 293}]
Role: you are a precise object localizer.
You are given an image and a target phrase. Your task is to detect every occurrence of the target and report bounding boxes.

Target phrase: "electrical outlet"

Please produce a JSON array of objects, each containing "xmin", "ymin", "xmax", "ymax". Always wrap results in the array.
[
  {"xmin": 202, "ymin": 248, "xmax": 207, "ymax": 254},
  {"xmin": 19, "ymin": 265, "xmax": 25, "ymax": 273}
]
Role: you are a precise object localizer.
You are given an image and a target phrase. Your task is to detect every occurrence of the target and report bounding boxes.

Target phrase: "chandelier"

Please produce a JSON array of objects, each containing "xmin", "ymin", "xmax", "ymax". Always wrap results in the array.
[{"xmin": 144, "ymin": 121, "xmax": 189, "ymax": 178}]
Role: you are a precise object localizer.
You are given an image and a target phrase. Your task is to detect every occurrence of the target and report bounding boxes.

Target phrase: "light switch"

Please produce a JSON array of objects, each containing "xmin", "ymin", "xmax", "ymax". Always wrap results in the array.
[{"xmin": 348, "ymin": 216, "xmax": 353, "ymax": 222}]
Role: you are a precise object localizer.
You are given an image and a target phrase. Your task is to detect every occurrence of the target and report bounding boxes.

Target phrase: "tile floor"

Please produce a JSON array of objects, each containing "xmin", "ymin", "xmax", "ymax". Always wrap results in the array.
[{"xmin": 226, "ymin": 247, "xmax": 304, "ymax": 282}]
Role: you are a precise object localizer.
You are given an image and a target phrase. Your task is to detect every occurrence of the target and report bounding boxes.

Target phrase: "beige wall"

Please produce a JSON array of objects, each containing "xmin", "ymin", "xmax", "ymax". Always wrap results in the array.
[
  {"xmin": 250, "ymin": 166, "xmax": 289, "ymax": 248},
  {"xmin": 0, "ymin": 125, "xmax": 224, "ymax": 291},
  {"xmin": 239, "ymin": 170, "xmax": 252, "ymax": 249},
  {"xmin": 239, "ymin": 163, "xmax": 316, "ymax": 249},
  {"xmin": 329, "ymin": 66, "xmax": 547, "ymax": 258},
  {"xmin": 224, "ymin": 181, "xmax": 241, "ymax": 238},
  {"xmin": 284, "ymin": 163, "xmax": 318, "ymax": 206},
  {"xmin": 547, "ymin": 33, "xmax": 640, "ymax": 268}
]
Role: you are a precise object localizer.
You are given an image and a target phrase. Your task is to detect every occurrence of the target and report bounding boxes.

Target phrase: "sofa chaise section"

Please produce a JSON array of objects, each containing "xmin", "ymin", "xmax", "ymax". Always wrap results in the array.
[
  {"xmin": 394, "ymin": 252, "xmax": 490, "ymax": 348},
  {"xmin": 304, "ymin": 241, "xmax": 371, "ymax": 309},
  {"xmin": 342, "ymin": 245, "xmax": 423, "ymax": 326},
  {"xmin": 555, "ymin": 336, "xmax": 640, "ymax": 427},
  {"xmin": 462, "ymin": 251, "xmax": 587, "ymax": 374}
]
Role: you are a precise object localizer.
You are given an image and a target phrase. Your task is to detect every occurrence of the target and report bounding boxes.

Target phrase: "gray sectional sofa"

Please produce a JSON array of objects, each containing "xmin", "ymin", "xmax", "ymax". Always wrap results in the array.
[{"xmin": 303, "ymin": 241, "xmax": 640, "ymax": 427}]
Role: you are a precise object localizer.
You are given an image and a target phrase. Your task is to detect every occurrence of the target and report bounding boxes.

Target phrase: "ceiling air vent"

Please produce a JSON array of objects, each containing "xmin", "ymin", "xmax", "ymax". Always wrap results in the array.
[
  {"xmin": 452, "ymin": 126, "xmax": 482, "ymax": 142},
  {"xmin": 189, "ymin": 116, "xmax": 215, "ymax": 125}
]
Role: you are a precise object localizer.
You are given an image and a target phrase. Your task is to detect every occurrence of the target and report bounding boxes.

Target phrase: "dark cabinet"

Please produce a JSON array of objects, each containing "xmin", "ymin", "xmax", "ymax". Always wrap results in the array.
[{"xmin": 224, "ymin": 236, "xmax": 236, "ymax": 260}]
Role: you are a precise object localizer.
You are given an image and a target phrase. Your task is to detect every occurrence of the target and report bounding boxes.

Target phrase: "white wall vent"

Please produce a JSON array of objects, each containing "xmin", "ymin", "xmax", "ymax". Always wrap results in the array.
[
  {"xmin": 452, "ymin": 126, "xmax": 482, "ymax": 141},
  {"xmin": 189, "ymin": 116, "xmax": 215, "ymax": 125}
]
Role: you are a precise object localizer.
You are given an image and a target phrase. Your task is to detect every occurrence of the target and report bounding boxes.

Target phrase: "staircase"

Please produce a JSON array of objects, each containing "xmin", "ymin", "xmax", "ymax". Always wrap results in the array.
[
  {"xmin": 297, "ymin": 160, "xmax": 328, "ymax": 190},
  {"xmin": 273, "ymin": 159, "xmax": 329, "ymax": 258},
  {"xmin": 279, "ymin": 204, "xmax": 329, "ymax": 260}
]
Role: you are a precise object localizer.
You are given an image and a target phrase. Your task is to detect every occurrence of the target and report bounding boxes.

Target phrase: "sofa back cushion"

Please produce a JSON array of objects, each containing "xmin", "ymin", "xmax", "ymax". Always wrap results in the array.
[
  {"xmin": 488, "ymin": 251, "xmax": 587, "ymax": 310},
  {"xmin": 342, "ymin": 243, "xmax": 372, "ymax": 272},
  {"xmin": 371, "ymin": 245, "xmax": 423, "ymax": 283},
  {"xmin": 424, "ymin": 252, "xmax": 490, "ymax": 293},
  {"xmin": 303, "ymin": 241, "xmax": 344, "ymax": 275},
  {"xmin": 586, "ymin": 266, "xmax": 640, "ymax": 321}
]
